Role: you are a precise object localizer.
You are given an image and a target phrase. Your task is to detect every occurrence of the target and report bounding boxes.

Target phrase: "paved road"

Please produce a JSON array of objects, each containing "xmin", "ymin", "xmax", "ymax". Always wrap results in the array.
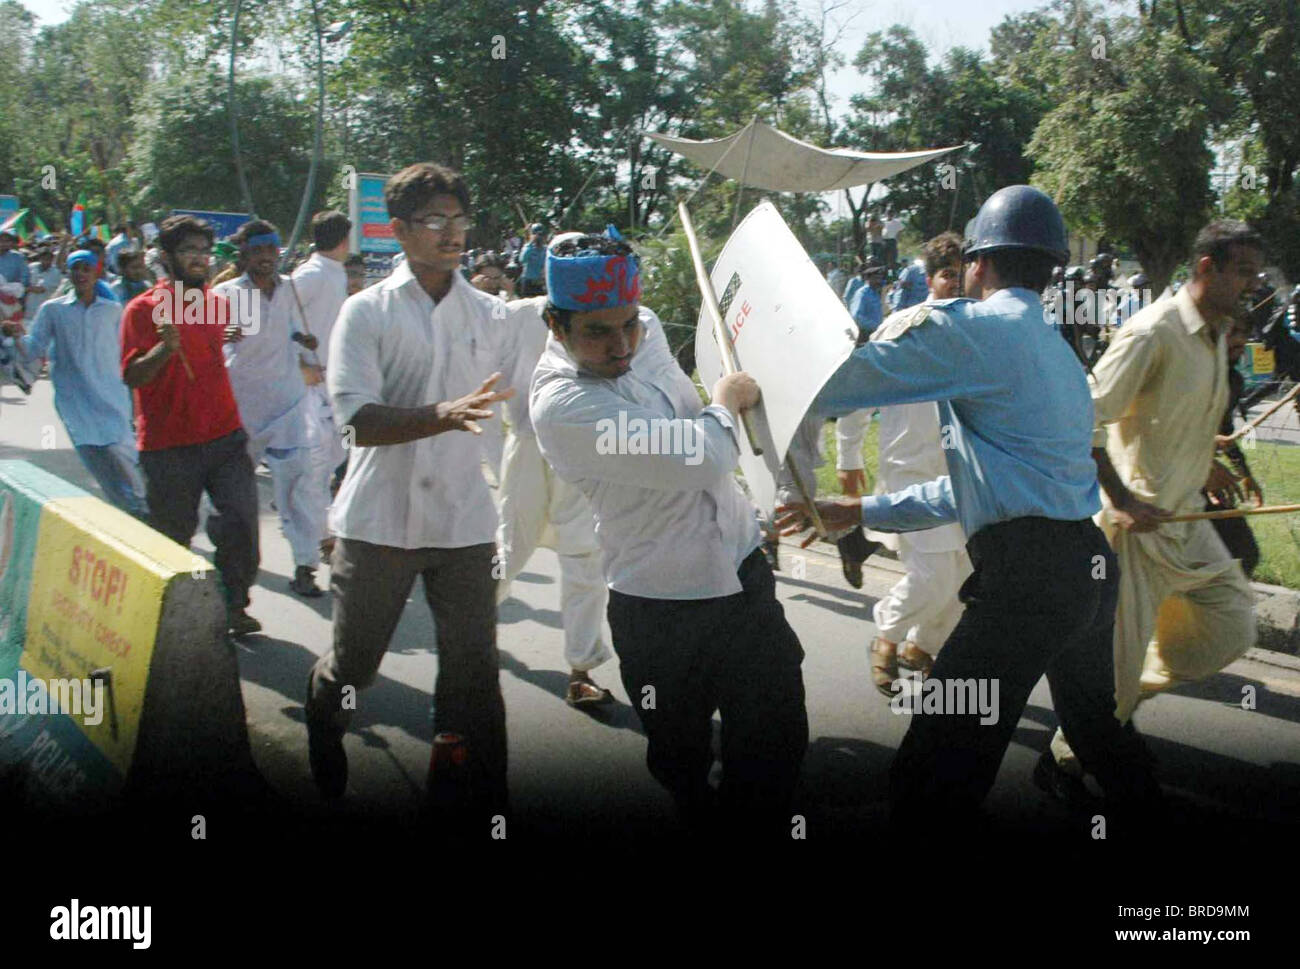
[{"xmin": 4, "ymin": 376, "xmax": 1300, "ymax": 853}]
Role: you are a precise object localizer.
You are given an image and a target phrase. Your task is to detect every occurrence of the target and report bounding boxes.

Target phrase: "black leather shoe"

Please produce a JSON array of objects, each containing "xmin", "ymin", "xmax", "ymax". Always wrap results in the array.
[
  {"xmin": 836, "ymin": 527, "xmax": 881, "ymax": 590},
  {"xmin": 305, "ymin": 674, "xmax": 347, "ymax": 799},
  {"xmin": 290, "ymin": 565, "xmax": 325, "ymax": 598},
  {"xmin": 1033, "ymin": 750, "xmax": 1100, "ymax": 811}
]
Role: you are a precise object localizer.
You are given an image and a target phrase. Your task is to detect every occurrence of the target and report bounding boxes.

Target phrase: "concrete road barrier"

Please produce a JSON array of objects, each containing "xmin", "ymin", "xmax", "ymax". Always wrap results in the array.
[{"xmin": 0, "ymin": 460, "xmax": 260, "ymax": 812}]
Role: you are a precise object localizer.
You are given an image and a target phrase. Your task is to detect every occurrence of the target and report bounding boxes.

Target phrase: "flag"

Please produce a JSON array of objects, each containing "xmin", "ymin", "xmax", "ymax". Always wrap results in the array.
[
  {"xmin": 95, "ymin": 224, "xmax": 110, "ymax": 243},
  {"xmin": 70, "ymin": 193, "xmax": 86, "ymax": 236},
  {"xmin": 0, "ymin": 208, "xmax": 28, "ymax": 235},
  {"xmin": 32, "ymin": 214, "xmax": 50, "ymax": 238}
]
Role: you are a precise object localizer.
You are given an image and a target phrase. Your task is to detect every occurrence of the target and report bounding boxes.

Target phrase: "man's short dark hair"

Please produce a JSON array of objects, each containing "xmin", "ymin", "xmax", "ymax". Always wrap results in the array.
[
  {"xmin": 232, "ymin": 219, "xmax": 279, "ymax": 247},
  {"xmin": 118, "ymin": 248, "xmax": 144, "ymax": 265},
  {"xmin": 113, "ymin": 223, "xmax": 127, "ymax": 235},
  {"xmin": 83, "ymin": 238, "xmax": 106, "ymax": 254},
  {"xmin": 473, "ymin": 252, "xmax": 505, "ymax": 272},
  {"xmin": 923, "ymin": 232, "xmax": 964, "ymax": 277},
  {"xmin": 312, "ymin": 210, "xmax": 352, "ymax": 251},
  {"xmin": 543, "ymin": 303, "xmax": 573, "ymax": 331},
  {"xmin": 157, "ymin": 215, "xmax": 214, "ymax": 256},
  {"xmin": 984, "ymin": 248, "xmax": 1057, "ymax": 293},
  {"xmin": 1192, "ymin": 220, "xmax": 1264, "ymax": 274},
  {"xmin": 384, "ymin": 163, "xmax": 471, "ymax": 222},
  {"xmin": 343, "ymin": 254, "xmax": 365, "ymax": 269}
]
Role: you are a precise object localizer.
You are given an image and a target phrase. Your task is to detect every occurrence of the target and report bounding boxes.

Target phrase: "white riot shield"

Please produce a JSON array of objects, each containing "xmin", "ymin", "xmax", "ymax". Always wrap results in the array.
[{"xmin": 694, "ymin": 201, "xmax": 857, "ymax": 514}]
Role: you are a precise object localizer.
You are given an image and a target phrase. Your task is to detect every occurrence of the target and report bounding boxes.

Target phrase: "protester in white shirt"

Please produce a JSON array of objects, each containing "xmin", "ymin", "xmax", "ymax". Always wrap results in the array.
[
  {"xmin": 531, "ymin": 230, "xmax": 808, "ymax": 837},
  {"xmin": 25, "ymin": 245, "xmax": 63, "ymax": 320},
  {"xmin": 496, "ymin": 287, "xmax": 613, "ymax": 707},
  {"xmin": 290, "ymin": 210, "xmax": 352, "ymax": 560},
  {"xmin": 308, "ymin": 163, "xmax": 520, "ymax": 816},
  {"xmin": 882, "ymin": 210, "xmax": 905, "ymax": 268},
  {"xmin": 214, "ymin": 218, "xmax": 324, "ymax": 597}
]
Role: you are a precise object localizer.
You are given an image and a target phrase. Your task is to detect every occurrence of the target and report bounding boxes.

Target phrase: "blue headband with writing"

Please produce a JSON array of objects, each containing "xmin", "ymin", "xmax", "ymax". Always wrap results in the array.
[{"xmin": 242, "ymin": 232, "xmax": 281, "ymax": 250}]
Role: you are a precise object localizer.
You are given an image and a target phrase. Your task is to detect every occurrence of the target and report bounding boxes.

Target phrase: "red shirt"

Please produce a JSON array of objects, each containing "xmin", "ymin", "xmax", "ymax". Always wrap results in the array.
[{"xmin": 120, "ymin": 281, "xmax": 244, "ymax": 451}]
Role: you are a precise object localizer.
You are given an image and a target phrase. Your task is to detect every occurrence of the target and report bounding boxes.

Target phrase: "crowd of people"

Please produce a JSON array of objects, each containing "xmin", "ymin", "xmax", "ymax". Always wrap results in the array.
[{"xmin": 0, "ymin": 164, "xmax": 1294, "ymax": 840}]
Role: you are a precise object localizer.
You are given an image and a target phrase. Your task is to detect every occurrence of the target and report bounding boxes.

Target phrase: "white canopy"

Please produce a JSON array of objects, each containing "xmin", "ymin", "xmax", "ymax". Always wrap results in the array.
[{"xmin": 646, "ymin": 120, "xmax": 963, "ymax": 193}]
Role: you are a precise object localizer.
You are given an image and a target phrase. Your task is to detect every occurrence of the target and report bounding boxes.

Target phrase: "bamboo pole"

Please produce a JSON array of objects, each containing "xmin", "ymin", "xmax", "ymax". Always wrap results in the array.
[
  {"xmin": 1228, "ymin": 381, "xmax": 1300, "ymax": 440},
  {"xmin": 1165, "ymin": 503, "xmax": 1300, "ymax": 523}
]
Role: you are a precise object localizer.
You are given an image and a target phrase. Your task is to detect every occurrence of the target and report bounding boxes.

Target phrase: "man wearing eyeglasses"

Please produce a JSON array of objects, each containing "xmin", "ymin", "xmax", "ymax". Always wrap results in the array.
[
  {"xmin": 120, "ymin": 214, "xmax": 262, "ymax": 638},
  {"xmin": 306, "ymin": 162, "xmax": 522, "ymax": 819}
]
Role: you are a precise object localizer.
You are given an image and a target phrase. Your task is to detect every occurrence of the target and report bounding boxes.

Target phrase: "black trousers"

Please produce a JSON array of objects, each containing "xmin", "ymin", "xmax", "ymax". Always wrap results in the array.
[
  {"xmin": 139, "ymin": 428, "xmax": 260, "ymax": 610},
  {"xmin": 889, "ymin": 517, "xmax": 1162, "ymax": 823},
  {"xmin": 1210, "ymin": 510, "xmax": 1260, "ymax": 578},
  {"xmin": 607, "ymin": 549, "xmax": 808, "ymax": 836}
]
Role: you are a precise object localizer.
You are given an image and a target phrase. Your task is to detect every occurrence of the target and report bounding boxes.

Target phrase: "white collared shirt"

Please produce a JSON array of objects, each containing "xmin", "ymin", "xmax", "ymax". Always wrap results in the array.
[
  {"xmin": 531, "ymin": 307, "xmax": 761, "ymax": 600},
  {"xmin": 214, "ymin": 272, "xmax": 310, "ymax": 447},
  {"xmin": 328, "ymin": 260, "xmax": 517, "ymax": 549},
  {"xmin": 290, "ymin": 251, "xmax": 348, "ymax": 369}
]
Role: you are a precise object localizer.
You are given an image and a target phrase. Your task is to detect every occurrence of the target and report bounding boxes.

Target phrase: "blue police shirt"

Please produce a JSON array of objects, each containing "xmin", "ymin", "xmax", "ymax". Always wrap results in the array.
[
  {"xmin": 0, "ymin": 250, "xmax": 29, "ymax": 288},
  {"xmin": 848, "ymin": 282, "xmax": 883, "ymax": 338},
  {"xmin": 888, "ymin": 261, "xmax": 928, "ymax": 312},
  {"xmin": 815, "ymin": 288, "xmax": 1101, "ymax": 540},
  {"xmin": 18, "ymin": 292, "xmax": 134, "ymax": 447},
  {"xmin": 842, "ymin": 275, "xmax": 864, "ymax": 308},
  {"xmin": 519, "ymin": 241, "xmax": 547, "ymax": 282}
]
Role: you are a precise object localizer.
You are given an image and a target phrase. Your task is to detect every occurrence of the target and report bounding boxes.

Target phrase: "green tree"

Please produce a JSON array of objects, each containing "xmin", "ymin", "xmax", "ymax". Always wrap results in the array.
[
  {"xmin": 128, "ymin": 72, "xmax": 328, "ymax": 232},
  {"xmin": 1027, "ymin": 12, "xmax": 1228, "ymax": 292},
  {"xmin": 843, "ymin": 25, "xmax": 1047, "ymax": 251}
]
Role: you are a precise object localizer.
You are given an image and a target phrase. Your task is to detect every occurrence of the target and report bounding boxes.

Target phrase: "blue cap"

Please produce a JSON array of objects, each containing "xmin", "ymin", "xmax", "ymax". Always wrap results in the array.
[{"xmin": 545, "ymin": 229, "xmax": 641, "ymax": 313}]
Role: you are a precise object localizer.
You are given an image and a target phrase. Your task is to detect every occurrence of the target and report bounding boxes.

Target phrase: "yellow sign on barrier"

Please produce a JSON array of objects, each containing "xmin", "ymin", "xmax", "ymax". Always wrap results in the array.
[{"xmin": 22, "ymin": 495, "xmax": 211, "ymax": 776}]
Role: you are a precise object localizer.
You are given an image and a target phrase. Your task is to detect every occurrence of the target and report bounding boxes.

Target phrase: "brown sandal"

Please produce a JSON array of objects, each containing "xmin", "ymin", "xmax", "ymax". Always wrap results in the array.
[
  {"xmin": 869, "ymin": 637, "xmax": 898, "ymax": 698},
  {"xmin": 897, "ymin": 641, "xmax": 934, "ymax": 678}
]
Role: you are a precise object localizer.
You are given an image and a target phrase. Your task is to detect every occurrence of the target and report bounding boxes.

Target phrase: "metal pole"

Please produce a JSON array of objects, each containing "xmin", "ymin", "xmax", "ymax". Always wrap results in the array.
[
  {"xmin": 283, "ymin": 0, "xmax": 325, "ymax": 271},
  {"xmin": 731, "ymin": 116, "xmax": 759, "ymax": 231},
  {"xmin": 228, "ymin": 0, "xmax": 255, "ymax": 218}
]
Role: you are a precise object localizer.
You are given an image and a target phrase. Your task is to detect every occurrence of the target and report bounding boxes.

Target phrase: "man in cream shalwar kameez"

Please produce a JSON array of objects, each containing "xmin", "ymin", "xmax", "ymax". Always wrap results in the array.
[
  {"xmin": 495, "ymin": 295, "xmax": 615, "ymax": 706},
  {"xmin": 1050, "ymin": 231, "xmax": 1262, "ymax": 772}
]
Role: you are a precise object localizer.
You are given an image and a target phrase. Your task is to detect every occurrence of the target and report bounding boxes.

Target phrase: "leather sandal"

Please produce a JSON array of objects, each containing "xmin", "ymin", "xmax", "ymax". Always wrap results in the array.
[
  {"xmin": 897, "ymin": 641, "xmax": 934, "ymax": 678},
  {"xmin": 868, "ymin": 637, "xmax": 898, "ymax": 698}
]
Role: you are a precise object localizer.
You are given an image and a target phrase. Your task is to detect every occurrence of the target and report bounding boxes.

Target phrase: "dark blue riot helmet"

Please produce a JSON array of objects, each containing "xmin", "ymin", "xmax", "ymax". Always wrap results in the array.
[{"xmin": 964, "ymin": 185, "xmax": 1070, "ymax": 265}]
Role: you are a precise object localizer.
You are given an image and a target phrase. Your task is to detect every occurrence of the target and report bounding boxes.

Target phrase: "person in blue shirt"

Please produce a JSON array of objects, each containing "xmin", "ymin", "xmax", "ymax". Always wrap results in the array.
[
  {"xmin": 847, "ymin": 257, "xmax": 886, "ymax": 341},
  {"xmin": 0, "ymin": 229, "xmax": 30, "ymax": 290},
  {"xmin": 1, "ymin": 249, "xmax": 147, "ymax": 518},
  {"xmin": 516, "ymin": 222, "xmax": 548, "ymax": 297},
  {"xmin": 887, "ymin": 257, "xmax": 929, "ymax": 313},
  {"xmin": 110, "ymin": 248, "xmax": 152, "ymax": 304},
  {"xmin": 841, "ymin": 257, "xmax": 864, "ymax": 307},
  {"xmin": 776, "ymin": 185, "xmax": 1164, "ymax": 832},
  {"xmin": 105, "ymin": 223, "xmax": 132, "ymax": 275}
]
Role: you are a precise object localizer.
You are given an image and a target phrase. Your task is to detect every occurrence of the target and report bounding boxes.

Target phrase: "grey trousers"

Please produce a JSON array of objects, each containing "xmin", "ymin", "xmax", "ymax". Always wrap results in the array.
[{"xmin": 307, "ymin": 538, "xmax": 506, "ymax": 806}]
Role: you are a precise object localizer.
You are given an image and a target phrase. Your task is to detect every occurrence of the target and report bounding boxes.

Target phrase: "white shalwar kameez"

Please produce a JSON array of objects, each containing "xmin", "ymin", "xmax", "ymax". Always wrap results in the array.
[
  {"xmin": 494, "ymin": 297, "xmax": 611, "ymax": 672},
  {"xmin": 215, "ymin": 273, "xmax": 320, "ymax": 569}
]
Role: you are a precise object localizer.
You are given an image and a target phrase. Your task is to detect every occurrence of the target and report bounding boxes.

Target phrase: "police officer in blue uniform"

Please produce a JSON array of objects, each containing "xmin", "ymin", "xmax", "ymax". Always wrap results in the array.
[{"xmin": 777, "ymin": 185, "xmax": 1164, "ymax": 831}]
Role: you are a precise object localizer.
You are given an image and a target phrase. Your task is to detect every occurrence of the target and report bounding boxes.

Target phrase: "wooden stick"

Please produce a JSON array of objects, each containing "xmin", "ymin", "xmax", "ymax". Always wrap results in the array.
[
  {"xmin": 1166, "ymin": 503, "xmax": 1300, "ymax": 523},
  {"xmin": 1229, "ymin": 381, "xmax": 1300, "ymax": 440},
  {"xmin": 678, "ymin": 201, "xmax": 763, "ymax": 457},
  {"xmin": 677, "ymin": 201, "xmax": 828, "ymax": 538}
]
